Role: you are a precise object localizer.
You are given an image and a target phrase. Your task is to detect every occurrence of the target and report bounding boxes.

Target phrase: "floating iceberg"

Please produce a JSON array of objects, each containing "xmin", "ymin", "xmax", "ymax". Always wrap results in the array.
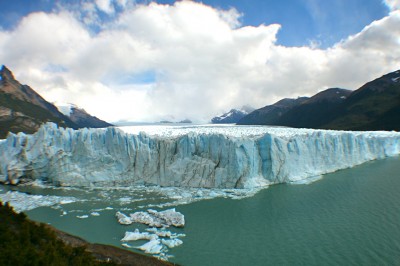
[
  {"xmin": 147, "ymin": 208, "xmax": 185, "ymax": 228},
  {"xmin": 130, "ymin": 211, "xmax": 164, "ymax": 227},
  {"xmin": 1, "ymin": 123, "xmax": 399, "ymax": 188},
  {"xmin": 121, "ymin": 228, "xmax": 185, "ymax": 258},
  {"xmin": 136, "ymin": 239, "xmax": 163, "ymax": 254},
  {"xmin": 161, "ymin": 238, "xmax": 183, "ymax": 248},
  {"xmin": 121, "ymin": 229, "xmax": 156, "ymax": 241},
  {"xmin": 116, "ymin": 211, "xmax": 133, "ymax": 225},
  {"xmin": 116, "ymin": 208, "xmax": 185, "ymax": 228},
  {"xmin": 146, "ymin": 228, "xmax": 172, "ymax": 238}
]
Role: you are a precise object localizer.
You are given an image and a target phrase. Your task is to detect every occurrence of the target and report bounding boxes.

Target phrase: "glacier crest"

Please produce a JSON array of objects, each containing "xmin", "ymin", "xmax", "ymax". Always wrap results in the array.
[{"xmin": 0, "ymin": 123, "xmax": 399, "ymax": 188}]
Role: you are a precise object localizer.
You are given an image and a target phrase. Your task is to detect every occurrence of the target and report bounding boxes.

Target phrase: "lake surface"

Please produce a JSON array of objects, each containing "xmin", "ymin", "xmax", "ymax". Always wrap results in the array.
[{"xmin": 1, "ymin": 156, "xmax": 400, "ymax": 265}]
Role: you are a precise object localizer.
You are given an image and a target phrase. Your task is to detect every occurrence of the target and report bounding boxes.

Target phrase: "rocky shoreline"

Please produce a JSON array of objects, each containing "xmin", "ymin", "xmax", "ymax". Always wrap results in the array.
[{"xmin": 47, "ymin": 224, "xmax": 176, "ymax": 266}]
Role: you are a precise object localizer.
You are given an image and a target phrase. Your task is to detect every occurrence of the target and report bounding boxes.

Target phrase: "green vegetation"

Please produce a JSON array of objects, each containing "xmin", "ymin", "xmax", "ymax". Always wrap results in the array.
[{"xmin": 0, "ymin": 201, "xmax": 114, "ymax": 266}]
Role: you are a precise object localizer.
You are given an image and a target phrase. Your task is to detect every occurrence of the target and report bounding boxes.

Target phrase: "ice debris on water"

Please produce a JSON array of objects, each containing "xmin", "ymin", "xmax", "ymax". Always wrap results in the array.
[
  {"xmin": 116, "ymin": 208, "xmax": 184, "ymax": 228},
  {"xmin": 116, "ymin": 211, "xmax": 133, "ymax": 225},
  {"xmin": 136, "ymin": 239, "xmax": 163, "ymax": 254},
  {"xmin": 121, "ymin": 229, "xmax": 156, "ymax": 241},
  {"xmin": 76, "ymin": 215, "xmax": 89, "ymax": 219},
  {"xmin": 161, "ymin": 238, "xmax": 183, "ymax": 248},
  {"xmin": 121, "ymin": 243, "xmax": 133, "ymax": 248},
  {"xmin": 0, "ymin": 190, "xmax": 79, "ymax": 212},
  {"xmin": 118, "ymin": 208, "xmax": 185, "ymax": 261},
  {"xmin": 121, "ymin": 228, "xmax": 185, "ymax": 260}
]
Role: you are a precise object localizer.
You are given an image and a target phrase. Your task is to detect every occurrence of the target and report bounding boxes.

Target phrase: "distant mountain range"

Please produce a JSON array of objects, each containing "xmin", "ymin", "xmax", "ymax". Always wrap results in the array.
[
  {"xmin": 2, "ymin": 64, "xmax": 399, "ymax": 136},
  {"xmin": 0, "ymin": 65, "xmax": 112, "ymax": 138},
  {"xmin": 238, "ymin": 69, "xmax": 400, "ymax": 131},
  {"xmin": 211, "ymin": 105, "xmax": 255, "ymax": 124}
]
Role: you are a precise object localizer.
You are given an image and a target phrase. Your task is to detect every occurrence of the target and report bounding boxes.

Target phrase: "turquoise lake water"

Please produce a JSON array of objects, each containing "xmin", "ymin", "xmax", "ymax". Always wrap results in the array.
[{"xmin": 1, "ymin": 156, "xmax": 400, "ymax": 265}]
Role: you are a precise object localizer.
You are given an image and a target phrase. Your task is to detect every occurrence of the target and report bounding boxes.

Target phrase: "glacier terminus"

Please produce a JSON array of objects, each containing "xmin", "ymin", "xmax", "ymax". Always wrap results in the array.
[{"xmin": 0, "ymin": 123, "xmax": 399, "ymax": 188}]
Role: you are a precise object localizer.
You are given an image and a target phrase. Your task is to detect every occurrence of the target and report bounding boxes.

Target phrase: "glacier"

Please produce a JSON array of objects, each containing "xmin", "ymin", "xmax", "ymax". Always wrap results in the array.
[{"xmin": 0, "ymin": 123, "xmax": 399, "ymax": 189}]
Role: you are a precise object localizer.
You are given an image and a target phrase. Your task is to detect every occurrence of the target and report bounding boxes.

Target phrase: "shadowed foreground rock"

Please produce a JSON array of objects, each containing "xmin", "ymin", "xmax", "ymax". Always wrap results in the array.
[
  {"xmin": 0, "ymin": 201, "xmax": 175, "ymax": 266},
  {"xmin": 53, "ymin": 228, "xmax": 176, "ymax": 266}
]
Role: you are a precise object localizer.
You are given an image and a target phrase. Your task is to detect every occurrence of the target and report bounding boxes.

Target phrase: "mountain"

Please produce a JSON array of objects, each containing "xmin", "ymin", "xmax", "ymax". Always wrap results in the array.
[
  {"xmin": 238, "ymin": 69, "xmax": 400, "ymax": 131},
  {"xmin": 322, "ymin": 70, "xmax": 400, "ymax": 131},
  {"xmin": 275, "ymin": 88, "xmax": 352, "ymax": 128},
  {"xmin": 57, "ymin": 104, "xmax": 112, "ymax": 128},
  {"xmin": 0, "ymin": 65, "xmax": 112, "ymax": 138},
  {"xmin": 178, "ymin": 119, "xmax": 192, "ymax": 123},
  {"xmin": 212, "ymin": 106, "xmax": 255, "ymax": 124},
  {"xmin": 0, "ymin": 65, "xmax": 77, "ymax": 138},
  {"xmin": 237, "ymin": 97, "xmax": 309, "ymax": 125}
]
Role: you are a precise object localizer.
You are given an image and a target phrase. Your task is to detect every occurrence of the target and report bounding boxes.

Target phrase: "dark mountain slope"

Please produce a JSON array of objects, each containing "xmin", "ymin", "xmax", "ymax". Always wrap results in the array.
[
  {"xmin": 238, "ymin": 69, "xmax": 400, "ymax": 131},
  {"xmin": 237, "ymin": 97, "xmax": 309, "ymax": 125},
  {"xmin": 322, "ymin": 70, "xmax": 400, "ymax": 130},
  {"xmin": 0, "ymin": 65, "xmax": 77, "ymax": 138},
  {"xmin": 67, "ymin": 105, "xmax": 113, "ymax": 128},
  {"xmin": 0, "ymin": 65, "xmax": 113, "ymax": 138},
  {"xmin": 277, "ymin": 88, "xmax": 352, "ymax": 128}
]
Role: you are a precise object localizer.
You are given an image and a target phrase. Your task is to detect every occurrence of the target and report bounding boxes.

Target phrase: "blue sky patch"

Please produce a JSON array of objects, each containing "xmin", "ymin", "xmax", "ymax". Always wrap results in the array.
[{"xmin": 0, "ymin": 0, "xmax": 390, "ymax": 48}]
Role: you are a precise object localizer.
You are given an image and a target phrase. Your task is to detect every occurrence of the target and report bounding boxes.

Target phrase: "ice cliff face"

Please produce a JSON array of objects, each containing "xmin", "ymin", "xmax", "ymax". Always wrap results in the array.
[{"xmin": 0, "ymin": 123, "xmax": 399, "ymax": 188}]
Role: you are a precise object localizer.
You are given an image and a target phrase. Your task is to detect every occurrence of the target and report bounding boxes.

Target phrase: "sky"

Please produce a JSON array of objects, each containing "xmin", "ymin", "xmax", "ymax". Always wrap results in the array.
[{"xmin": 0, "ymin": 0, "xmax": 399, "ymax": 123}]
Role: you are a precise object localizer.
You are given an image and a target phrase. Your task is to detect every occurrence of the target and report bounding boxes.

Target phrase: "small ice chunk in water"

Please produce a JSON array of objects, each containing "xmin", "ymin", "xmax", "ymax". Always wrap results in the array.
[
  {"xmin": 122, "ymin": 243, "xmax": 133, "ymax": 248},
  {"xmin": 136, "ymin": 239, "xmax": 163, "ymax": 254},
  {"xmin": 161, "ymin": 238, "xmax": 183, "ymax": 248},
  {"xmin": 116, "ymin": 211, "xmax": 133, "ymax": 225},
  {"xmin": 76, "ymin": 215, "xmax": 89, "ymax": 219},
  {"xmin": 121, "ymin": 229, "xmax": 156, "ymax": 241},
  {"xmin": 90, "ymin": 212, "xmax": 100, "ymax": 216},
  {"xmin": 146, "ymin": 228, "xmax": 172, "ymax": 238},
  {"xmin": 60, "ymin": 200, "xmax": 75, "ymax": 204}
]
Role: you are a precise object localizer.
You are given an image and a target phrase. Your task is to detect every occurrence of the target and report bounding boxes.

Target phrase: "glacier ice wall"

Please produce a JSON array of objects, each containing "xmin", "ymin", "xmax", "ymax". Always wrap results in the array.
[{"xmin": 0, "ymin": 123, "xmax": 399, "ymax": 188}]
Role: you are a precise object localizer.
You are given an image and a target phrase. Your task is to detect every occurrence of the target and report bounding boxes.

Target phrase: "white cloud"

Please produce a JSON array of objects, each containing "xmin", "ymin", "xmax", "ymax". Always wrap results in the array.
[
  {"xmin": 384, "ymin": 0, "xmax": 400, "ymax": 11},
  {"xmin": 0, "ymin": 1, "xmax": 399, "ymax": 123},
  {"xmin": 96, "ymin": 0, "xmax": 115, "ymax": 14},
  {"xmin": 116, "ymin": 0, "xmax": 128, "ymax": 8}
]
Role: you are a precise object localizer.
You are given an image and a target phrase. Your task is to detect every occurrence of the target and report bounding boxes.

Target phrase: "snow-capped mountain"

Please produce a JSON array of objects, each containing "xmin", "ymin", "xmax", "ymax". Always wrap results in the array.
[
  {"xmin": 237, "ymin": 97, "xmax": 309, "ymax": 125},
  {"xmin": 0, "ymin": 65, "xmax": 113, "ymax": 138},
  {"xmin": 211, "ymin": 106, "xmax": 255, "ymax": 124},
  {"xmin": 57, "ymin": 103, "xmax": 113, "ymax": 128}
]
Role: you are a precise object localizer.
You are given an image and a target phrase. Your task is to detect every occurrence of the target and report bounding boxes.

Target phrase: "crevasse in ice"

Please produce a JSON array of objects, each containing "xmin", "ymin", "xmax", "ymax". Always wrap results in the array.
[{"xmin": 0, "ymin": 123, "xmax": 399, "ymax": 188}]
